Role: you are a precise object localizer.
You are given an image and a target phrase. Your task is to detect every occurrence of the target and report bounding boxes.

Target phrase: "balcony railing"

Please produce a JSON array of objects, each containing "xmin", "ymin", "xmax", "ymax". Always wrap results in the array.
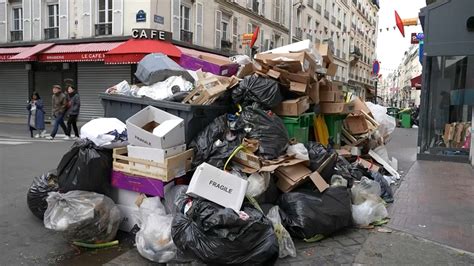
[
  {"xmin": 181, "ymin": 29, "xmax": 193, "ymax": 44},
  {"xmin": 336, "ymin": 49, "xmax": 341, "ymax": 58},
  {"xmin": 95, "ymin": 23, "xmax": 112, "ymax": 36},
  {"xmin": 351, "ymin": 23, "xmax": 356, "ymax": 31},
  {"xmin": 324, "ymin": 10, "xmax": 329, "ymax": 19},
  {"xmin": 343, "ymin": 25, "xmax": 347, "ymax": 32},
  {"xmin": 316, "ymin": 3, "xmax": 322, "ymax": 14},
  {"xmin": 308, "ymin": 0, "xmax": 314, "ymax": 8},
  {"xmin": 342, "ymin": 52, "xmax": 346, "ymax": 60},
  {"xmin": 10, "ymin": 30, "xmax": 22, "ymax": 41},
  {"xmin": 337, "ymin": 21, "xmax": 342, "ymax": 29},
  {"xmin": 352, "ymin": 0, "xmax": 357, "ymax": 5},
  {"xmin": 295, "ymin": 27, "xmax": 303, "ymax": 40},
  {"xmin": 44, "ymin": 27, "xmax": 59, "ymax": 40},
  {"xmin": 331, "ymin": 16, "xmax": 336, "ymax": 25}
]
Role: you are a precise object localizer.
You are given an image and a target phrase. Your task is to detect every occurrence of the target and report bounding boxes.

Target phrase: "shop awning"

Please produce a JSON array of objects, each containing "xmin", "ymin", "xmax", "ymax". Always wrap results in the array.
[
  {"xmin": 39, "ymin": 42, "xmax": 123, "ymax": 62},
  {"xmin": 9, "ymin": 43, "xmax": 54, "ymax": 61},
  {"xmin": 411, "ymin": 75, "xmax": 422, "ymax": 89},
  {"xmin": 0, "ymin": 47, "xmax": 30, "ymax": 62},
  {"xmin": 104, "ymin": 39, "xmax": 181, "ymax": 64}
]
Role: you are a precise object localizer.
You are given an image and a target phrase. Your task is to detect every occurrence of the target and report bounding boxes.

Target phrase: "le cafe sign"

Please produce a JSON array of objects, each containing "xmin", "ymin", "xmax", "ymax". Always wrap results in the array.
[{"xmin": 131, "ymin": 28, "xmax": 172, "ymax": 42}]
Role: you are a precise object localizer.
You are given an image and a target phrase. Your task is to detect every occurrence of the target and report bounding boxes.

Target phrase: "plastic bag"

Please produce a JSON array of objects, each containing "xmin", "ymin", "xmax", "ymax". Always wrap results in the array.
[
  {"xmin": 278, "ymin": 187, "xmax": 352, "ymax": 239},
  {"xmin": 229, "ymin": 54, "xmax": 252, "ymax": 65},
  {"xmin": 267, "ymin": 206, "xmax": 296, "ymax": 258},
  {"xmin": 135, "ymin": 53, "xmax": 195, "ymax": 85},
  {"xmin": 352, "ymin": 200, "xmax": 388, "ymax": 225},
  {"xmin": 365, "ymin": 102, "xmax": 396, "ymax": 137},
  {"xmin": 80, "ymin": 118, "xmax": 127, "ymax": 147},
  {"xmin": 239, "ymin": 105, "xmax": 289, "ymax": 160},
  {"xmin": 189, "ymin": 115, "xmax": 244, "ymax": 169},
  {"xmin": 57, "ymin": 139, "xmax": 113, "ymax": 197},
  {"xmin": 287, "ymin": 143, "xmax": 309, "ymax": 160},
  {"xmin": 105, "ymin": 80, "xmax": 131, "ymax": 95},
  {"xmin": 330, "ymin": 175, "xmax": 348, "ymax": 187},
  {"xmin": 27, "ymin": 171, "xmax": 59, "ymax": 220},
  {"xmin": 232, "ymin": 75, "xmax": 283, "ymax": 109},
  {"xmin": 371, "ymin": 171, "xmax": 394, "ymax": 203},
  {"xmin": 136, "ymin": 76, "xmax": 193, "ymax": 101},
  {"xmin": 164, "ymin": 185, "xmax": 190, "ymax": 215},
  {"xmin": 254, "ymin": 176, "xmax": 281, "ymax": 205},
  {"xmin": 351, "ymin": 176, "xmax": 382, "ymax": 205},
  {"xmin": 44, "ymin": 191, "xmax": 120, "ymax": 243},
  {"xmin": 136, "ymin": 197, "xmax": 177, "ymax": 263},
  {"xmin": 305, "ymin": 142, "xmax": 331, "ymax": 172},
  {"xmin": 246, "ymin": 172, "xmax": 271, "ymax": 198},
  {"xmin": 171, "ymin": 199, "xmax": 279, "ymax": 265}
]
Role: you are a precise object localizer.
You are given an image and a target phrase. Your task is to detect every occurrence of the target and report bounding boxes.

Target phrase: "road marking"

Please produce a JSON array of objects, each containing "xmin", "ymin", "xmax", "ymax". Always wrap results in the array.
[{"xmin": 0, "ymin": 137, "xmax": 66, "ymax": 145}]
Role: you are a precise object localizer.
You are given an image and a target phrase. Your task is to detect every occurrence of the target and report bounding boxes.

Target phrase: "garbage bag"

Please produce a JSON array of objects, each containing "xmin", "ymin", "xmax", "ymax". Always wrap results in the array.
[
  {"xmin": 287, "ymin": 143, "xmax": 309, "ymax": 160},
  {"xmin": 171, "ymin": 199, "xmax": 279, "ymax": 265},
  {"xmin": 136, "ymin": 197, "xmax": 177, "ymax": 263},
  {"xmin": 352, "ymin": 199, "xmax": 388, "ymax": 226},
  {"xmin": 27, "ymin": 171, "xmax": 59, "ymax": 220},
  {"xmin": 80, "ymin": 118, "xmax": 127, "ymax": 147},
  {"xmin": 371, "ymin": 171, "xmax": 394, "ymax": 203},
  {"xmin": 351, "ymin": 176, "xmax": 382, "ymax": 205},
  {"xmin": 239, "ymin": 105, "xmax": 289, "ymax": 160},
  {"xmin": 267, "ymin": 206, "xmax": 296, "ymax": 258},
  {"xmin": 333, "ymin": 156, "xmax": 355, "ymax": 188},
  {"xmin": 189, "ymin": 115, "xmax": 244, "ymax": 169},
  {"xmin": 305, "ymin": 142, "xmax": 332, "ymax": 171},
  {"xmin": 255, "ymin": 176, "xmax": 280, "ymax": 205},
  {"xmin": 365, "ymin": 102, "xmax": 396, "ymax": 137},
  {"xmin": 44, "ymin": 191, "xmax": 120, "ymax": 243},
  {"xmin": 246, "ymin": 172, "xmax": 271, "ymax": 198},
  {"xmin": 136, "ymin": 76, "xmax": 193, "ymax": 101},
  {"xmin": 278, "ymin": 187, "xmax": 352, "ymax": 239},
  {"xmin": 105, "ymin": 80, "xmax": 131, "ymax": 95},
  {"xmin": 232, "ymin": 75, "xmax": 283, "ymax": 109},
  {"xmin": 164, "ymin": 185, "xmax": 190, "ymax": 215},
  {"xmin": 135, "ymin": 53, "xmax": 195, "ymax": 85},
  {"xmin": 57, "ymin": 139, "xmax": 113, "ymax": 197}
]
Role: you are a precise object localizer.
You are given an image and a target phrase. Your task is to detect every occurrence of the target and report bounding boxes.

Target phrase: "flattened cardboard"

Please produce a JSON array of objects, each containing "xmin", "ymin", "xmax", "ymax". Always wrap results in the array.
[
  {"xmin": 289, "ymin": 81, "xmax": 308, "ymax": 94},
  {"xmin": 351, "ymin": 97, "xmax": 372, "ymax": 116},
  {"xmin": 307, "ymin": 82, "xmax": 319, "ymax": 104},
  {"xmin": 356, "ymin": 157, "xmax": 380, "ymax": 172},
  {"xmin": 320, "ymin": 90, "xmax": 344, "ymax": 102},
  {"xmin": 255, "ymin": 51, "xmax": 316, "ymax": 74},
  {"xmin": 326, "ymin": 62, "xmax": 338, "ymax": 77},
  {"xmin": 308, "ymin": 171, "xmax": 329, "ymax": 192},
  {"xmin": 273, "ymin": 96, "xmax": 310, "ymax": 116},
  {"xmin": 233, "ymin": 151, "xmax": 307, "ymax": 174},
  {"xmin": 320, "ymin": 102, "xmax": 345, "ymax": 114},
  {"xmin": 344, "ymin": 114, "xmax": 369, "ymax": 134},
  {"xmin": 275, "ymin": 163, "xmax": 329, "ymax": 193}
]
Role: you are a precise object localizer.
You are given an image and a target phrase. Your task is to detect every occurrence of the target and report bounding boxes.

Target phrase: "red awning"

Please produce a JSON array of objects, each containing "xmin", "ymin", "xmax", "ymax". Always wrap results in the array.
[
  {"xmin": 0, "ymin": 47, "xmax": 30, "ymax": 62},
  {"xmin": 39, "ymin": 42, "xmax": 123, "ymax": 62},
  {"xmin": 411, "ymin": 75, "xmax": 422, "ymax": 89},
  {"xmin": 104, "ymin": 39, "xmax": 181, "ymax": 64},
  {"xmin": 9, "ymin": 43, "xmax": 55, "ymax": 61}
]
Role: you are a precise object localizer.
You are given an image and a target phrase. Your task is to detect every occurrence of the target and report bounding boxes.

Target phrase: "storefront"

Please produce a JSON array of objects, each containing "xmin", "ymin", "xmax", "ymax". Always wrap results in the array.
[{"xmin": 417, "ymin": 0, "xmax": 474, "ymax": 164}]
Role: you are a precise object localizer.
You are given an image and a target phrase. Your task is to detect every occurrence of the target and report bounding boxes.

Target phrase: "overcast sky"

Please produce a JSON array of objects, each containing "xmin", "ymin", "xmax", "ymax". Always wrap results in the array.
[{"xmin": 376, "ymin": 0, "xmax": 426, "ymax": 75}]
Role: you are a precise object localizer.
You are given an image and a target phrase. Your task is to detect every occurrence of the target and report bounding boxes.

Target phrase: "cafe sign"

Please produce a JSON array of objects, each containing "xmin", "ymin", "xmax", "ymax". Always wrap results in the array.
[{"xmin": 131, "ymin": 28, "xmax": 172, "ymax": 42}]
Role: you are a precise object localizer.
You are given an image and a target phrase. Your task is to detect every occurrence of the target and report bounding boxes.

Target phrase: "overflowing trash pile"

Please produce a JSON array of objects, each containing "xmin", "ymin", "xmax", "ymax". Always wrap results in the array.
[{"xmin": 27, "ymin": 40, "xmax": 400, "ymax": 263}]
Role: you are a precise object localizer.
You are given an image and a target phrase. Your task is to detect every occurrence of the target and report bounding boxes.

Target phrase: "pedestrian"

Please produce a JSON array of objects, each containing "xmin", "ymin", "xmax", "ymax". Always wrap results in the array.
[
  {"xmin": 26, "ymin": 92, "xmax": 46, "ymax": 138},
  {"xmin": 65, "ymin": 85, "xmax": 80, "ymax": 139},
  {"xmin": 46, "ymin": 85, "xmax": 68, "ymax": 140}
]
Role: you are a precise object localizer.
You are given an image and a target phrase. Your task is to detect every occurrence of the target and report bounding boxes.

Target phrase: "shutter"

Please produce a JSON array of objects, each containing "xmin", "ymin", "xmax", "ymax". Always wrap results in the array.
[
  {"xmin": 77, "ymin": 63, "xmax": 131, "ymax": 120},
  {"xmin": 82, "ymin": 0, "xmax": 92, "ymax": 37},
  {"xmin": 0, "ymin": 64, "xmax": 28, "ymax": 116},
  {"xmin": 0, "ymin": 1, "xmax": 6, "ymax": 43},
  {"xmin": 281, "ymin": 1, "xmax": 285, "ymax": 25},
  {"xmin": 259, "ymin": 28, "xmax": 264, "ymax": 51},
  {"xmin": 195, "ymin": 1, "xmax": 203, "ymax": 45},
  {"xmin": 58, "ymin": 0, "xmax": 68, "ymax": 39},
  {"xmin": 246, "ymin": 0, "xmax": 252, "ymax": 9},
  {"xmin": 171, "ymin": 0, "xmax": 181, "ymax": 40},
  {"xmin": 22, "ymin": 0, "xmax": 32, "ymax": 41},
  {"xmin": 112, "ymin": 0, "xmax": 123, "ymax": 35},
  {"xmin": 215, "ymin": 10, "xmax": 221, "ymax": 49},
  {"xmin": 32, "ymin": 0, "xmax": 41, "ymax": 40}
]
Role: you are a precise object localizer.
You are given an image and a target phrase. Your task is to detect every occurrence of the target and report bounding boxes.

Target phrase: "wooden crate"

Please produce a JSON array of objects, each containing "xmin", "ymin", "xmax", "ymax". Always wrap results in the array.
[{"xmin": 112, "ymin": 147, "xmax": 193, "ymax": 182}]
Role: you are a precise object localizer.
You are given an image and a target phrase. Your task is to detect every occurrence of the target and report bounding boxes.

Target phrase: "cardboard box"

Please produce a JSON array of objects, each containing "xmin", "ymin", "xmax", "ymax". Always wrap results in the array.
[
  {"xmin": 320, "ymin": 102, "xmax": 345, "ymax": 114},
  {"xmin": 275, "ymin": 163, "xmax": 329, "ymax": 193},
  {"xmin": 255, "ymin": 51, "xmax": 317, "ymax": 74},
  {"xmin": 117, "ymin": 204, "xmax": 139, "ymax": 232},
  {"xmin": 273, "ymin": 96, "xmax": 310, "ymax": 116},
  {"xmin": 307, "ymin": 82, "xmax": 319, "ymax": 104},
  {"xmin": 111, "ymin": 170, "xmax": 175, "ymax": 197},
  {"xmin": 344, "ymin": 114, "xmax": 369, "ymax": 134},
  {"xmin": 326, "ymin": 62, "xmax": 338, "ymax": 77},
  {"xmin": 179, "ymin": 54, "xmax": 239, "ymax": 76},
  {"xmin": 350, "ymin": 97, "xmax": 372, "ymax": 115},
  {"xmin": 356, "ymin": 157, "xmax": 380, "ymax": 172},
  {"xmin": 233, "ymin": 151, "xmax": 308, "ymax": 174},
  {"xmin": 316, "ymin": 43, "xmax": 334, "ymax": 64},
  {"xmin": 187, "ymin": 163, "xmax": 248, "ymax": 212},
  {"xmin": 126, "ymin": 106, "xmax": 185, "ymax": 149},
  {"xmin": 320, "ymin": 90, "xmax": 344, "ymax": 103},
  {"xmin": 128, "ymin": 144, "xmax": 186, "ymax": 162},
  {"xmin": 319, "ymin": 80, "xmax": 338, "ymax": 91},
  {"xmin": 289, "ymin": 81, "xmax": 308, "ymax": 94}
]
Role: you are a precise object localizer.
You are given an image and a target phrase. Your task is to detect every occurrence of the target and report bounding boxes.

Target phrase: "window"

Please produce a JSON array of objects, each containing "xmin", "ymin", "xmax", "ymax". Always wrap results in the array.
[
  {"xmin": 274, "ymin": 0, "xmax": 281, "ymax": 23},
  {"xmin": 12, "ymin": 7, "xmax": 23, "ymax": 31},
  {"xmin": 180, "ymin": 5, "xmax": 190, "ymax": 31},
  {"xmin": 221, "ymin": 20, "xmax": 228, "ymax": 41},
  {"xmin": 96, "ymin": 0, "xmax": 112, "ymax": 35},
  {"xmin": 307, "ymin": 16, "xmax": 312, "ymax": 29},
  {"xmin": 48, "ymin": 4, "xmax": 59, "ymax": 28}
]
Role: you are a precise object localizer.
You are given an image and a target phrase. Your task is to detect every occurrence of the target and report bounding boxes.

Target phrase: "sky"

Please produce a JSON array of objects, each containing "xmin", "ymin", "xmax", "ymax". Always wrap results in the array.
[{"xmin": 376, "ymin": 0, "xmax": 426, "ymax": 75}]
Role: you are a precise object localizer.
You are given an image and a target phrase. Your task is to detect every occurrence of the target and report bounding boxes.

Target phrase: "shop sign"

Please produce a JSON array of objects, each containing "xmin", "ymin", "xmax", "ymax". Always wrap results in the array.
[
  {"xmin": 154, "ymin": 15, "xmax": 164, "ymax": 24},
  {"xmin": 39, "ymin": 52, "xmax": 106, "ymax": 62},
  {"xmin": 0, "ymin": 54, "xmax": 14, "ymax": 61},
  {"xmin": 131, "ymin": 28, "xmax": 172, "ymax": 42},
  {"xmin": 136, "ymin": 10, "xmax": 146, "ymax": 22}
]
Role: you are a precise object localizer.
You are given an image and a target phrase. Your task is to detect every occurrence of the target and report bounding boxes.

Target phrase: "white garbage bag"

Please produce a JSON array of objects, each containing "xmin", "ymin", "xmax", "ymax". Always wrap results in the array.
[
  {"xmin": 365, "ymin": 102, "xmax": 396, "ymax": 137},
  {"xmin": 287, "ymin": 143, "xmax": 310, "ymax": 160},
  {"xmin": 267, "ymin": 206, "xmax": 296, "ymax": 258},
  {"xmin": 351, "ymin": 176, "xmax": 382, "ymax": 205},
  {"xmin": 246, "ymin": 172, "xmax": 271, "ymax": 198},
  {"xmin": 352, "ymin": 200, "xmax": 388, "ymax": 226},
  {"xmin": 80, "ymin": 118, "xmax": 126, "ymax": 147},
  {"xmin": 137, "ymin": 76, "xmax": 193, "ymax": 101},
  {"xmin": 105, "ymin": 80, "xmax": 131, "ymax": 95}
]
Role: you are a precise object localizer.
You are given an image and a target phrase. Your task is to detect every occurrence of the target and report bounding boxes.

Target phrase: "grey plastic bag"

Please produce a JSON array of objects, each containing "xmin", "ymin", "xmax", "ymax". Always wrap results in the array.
[
  {"xmin": 267, "ymin": 206, "xmax": 296, "ymax": 258},
  {"xmin": 135, "ymin": 53, "xmax": 195, "ymax": 85}
]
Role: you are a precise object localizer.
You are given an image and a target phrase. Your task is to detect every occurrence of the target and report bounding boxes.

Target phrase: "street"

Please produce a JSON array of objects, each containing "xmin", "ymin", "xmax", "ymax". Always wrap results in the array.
[{"xmin": 2, "ymin": 122, "xmax": 472, "ymax": 265}]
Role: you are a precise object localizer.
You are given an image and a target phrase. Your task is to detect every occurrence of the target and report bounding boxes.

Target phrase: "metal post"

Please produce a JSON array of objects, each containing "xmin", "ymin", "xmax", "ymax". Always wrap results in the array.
[
  {"xmin": 374, "ymin": 80, "xmax": 378, "ymax": 104},
  {"xmin": 289, "ymin": 0, "xmax": 293, "ymax": 44}
]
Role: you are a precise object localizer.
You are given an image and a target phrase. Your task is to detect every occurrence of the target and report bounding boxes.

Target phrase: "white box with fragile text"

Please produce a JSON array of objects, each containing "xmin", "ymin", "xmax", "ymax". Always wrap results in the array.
[
  {"xmin": 126, "ymin": 105, "xmax": 185, "ymax": 149},
  {"xmin": 186, "ymin": 163, "xmax": 248, "ymax": 212}
]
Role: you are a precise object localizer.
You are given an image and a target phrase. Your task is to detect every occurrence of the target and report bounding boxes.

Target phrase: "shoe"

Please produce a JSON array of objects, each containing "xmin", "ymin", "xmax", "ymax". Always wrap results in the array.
[
  {"xmin": 63, "ymin": 136, "xmax": 71, "ymax": 140},
  {"xmin": 40, "ymin": 130, "xmax": 47, "ymax": 138},
  {"xmin": 46, "ymin": 136, "xmax": 54, "ymax": 140},
  {"xmin": 34, "ymin": 134, "xmax": 40, "ymax": 138}
]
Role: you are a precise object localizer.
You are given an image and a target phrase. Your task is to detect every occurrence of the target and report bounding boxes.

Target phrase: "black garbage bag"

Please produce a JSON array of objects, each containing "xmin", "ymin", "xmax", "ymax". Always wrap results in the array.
[
  {"xmin": 57, "ymin": 139, "xmax": 113, "ymax": 197},
  {"xmin": 239, "ymin": 105, "xmax": 289, "ymax": 160},
  {"xmin": 255, "ymin": 176, "xmax": 281, "ymax": 205},
  {"xmin": 333, "ymin": 156, "xmax": 354, "ymax": 188},
  {"xmin": 278, "ymin": 187, "xmax": 352, "ymax": 239},
  {"xmin": 27, "ymin": 171, "xmax": 59, "ymax": 220},
  {"xmin": 171, "ymin": 198, "xmax": 279, "ymax": 265},
  {"xmin": 164, "ymin": 185, "xmax": 190, "ymax": 215},
  {"xmin": 189, "ymin": 115, "xmax": 244, "ymax": 169},
  {"xmin": 232, "ymin": 75, "xmax": 283, "ymax": 109},
  {"xmin": 305, "ymin": 142, "xmax": 331, "ymax": 171},
  {"xmin": 371, "ymin": 171, "xmax": 394, "ymax": 203}
]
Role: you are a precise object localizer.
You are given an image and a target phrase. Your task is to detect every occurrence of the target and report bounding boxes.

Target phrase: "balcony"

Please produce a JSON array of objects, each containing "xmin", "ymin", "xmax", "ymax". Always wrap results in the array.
[
  {"xmin": 324, "ymin": 10, "xmax": 329, "ymax": 19},
  {"xmin": 10, "ymin": 30, "xmax": 23, "ymax": 41},
  {"xmin": 341, "ymin": 0, "xmax": 349, "ymax": 6},
  {"xmin": 336, "ymin": 49, "xmax": 341, "ymax": 58},
  {"xmin": 342, "ymin": 52, "xmax": 346, "ymax": 60},
  {"xmin": 337, "ymin": 21, "xmax": 342, "ymax": 29},
  {"xmin": 180, "ymin": 29, "xmax": 193, "ymax": 44},
  {"xmin": 352, "ymin": 0, "xmax": 357, "ymax": 5},
  {"xmin": 95, "ymin": 23, "xmax": 112, "ymax": 36},
  {"xmin": 44, "ymin": 27, "xmax": 59, "ymax": 40},
  {"xmin": 295, "ymin": 27, "xmax": 303, "ymax": 40},
  {"xmin": 350, "ymin": 46, "xmax": 362, "ymax": 65},
  {"xmin": 316, "ymin": 3, "xmax": 322, "ymax": 14},
  {"xmin": 351, "ymin": 23, "xmax": 356, "ymax": 31},
  {"xmin": 308, "ymin": 0, "xmax": 314, "ymax": 8},
  {"xmin": 331, "ymin": 16, "xmax": 336, "ymax": 25},
  {"xmin": 343, "ymin": 25, "xmax": 347, "ymax": 32}
]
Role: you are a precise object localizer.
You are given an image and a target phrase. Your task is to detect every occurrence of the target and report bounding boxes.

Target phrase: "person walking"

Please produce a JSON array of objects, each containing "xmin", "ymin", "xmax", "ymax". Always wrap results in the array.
[
  {"xmin": 65, "ymin": 85, "xmax": 80, "ymax": 139},
  {"xmin": 46, "ymin": 85, "xmax": 68, "ymax": 140},
  {"xmin": 26, "ymin": 92, "xmax": 46, "ymax": 138}
]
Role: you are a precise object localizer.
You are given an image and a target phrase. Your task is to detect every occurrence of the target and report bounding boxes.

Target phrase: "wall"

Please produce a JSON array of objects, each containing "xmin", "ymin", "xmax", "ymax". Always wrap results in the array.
[{"xmin": 123, "ymin": 0, "xmax": 152, "ymax": 35}]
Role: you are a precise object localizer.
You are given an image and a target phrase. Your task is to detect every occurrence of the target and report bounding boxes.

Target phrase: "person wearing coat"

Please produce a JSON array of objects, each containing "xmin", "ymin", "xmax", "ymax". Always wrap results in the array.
[
  {"xmin": 27, "ymin": 92, "xmax": 46, "ymax": 138},
  {"xmin": 65, "ymin": 85, "xmax": 81, "ymax": 139}
]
